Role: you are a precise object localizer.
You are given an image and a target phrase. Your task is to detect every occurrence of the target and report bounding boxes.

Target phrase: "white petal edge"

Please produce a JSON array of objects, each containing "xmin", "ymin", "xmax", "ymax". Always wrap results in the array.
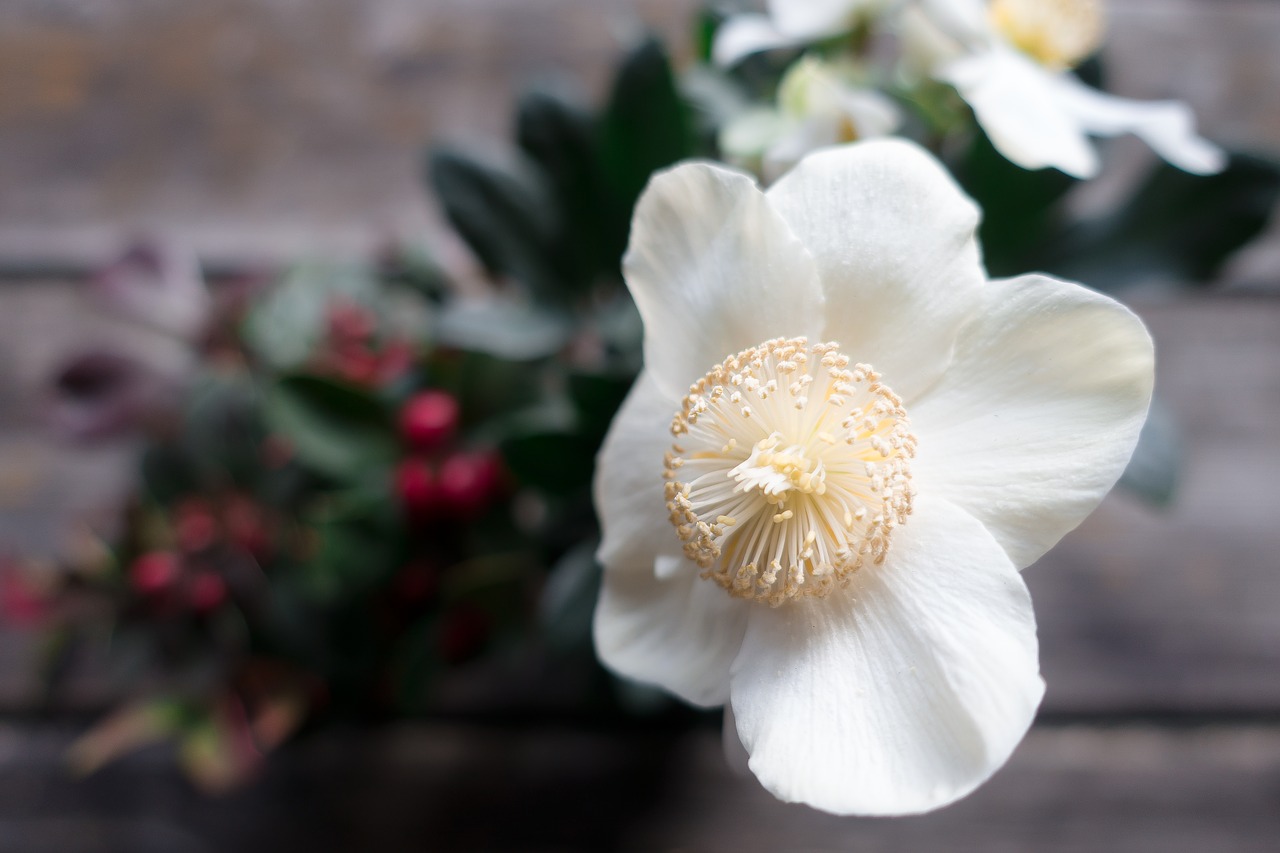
[
  {"xmin": 939, "ymin": 50, "xmax": 1100, "ymax": 179},
  {"xmin": 1047, "ymin": 73, "xmax": 1227, "ymax": 176},
  {"xmin": 765, "ymin": 139, "xmax": 985, "ymax": 401},
  {"xmin": 592, "ymin": 371, "xmax": 746, "ymax": 707},
  {"xmin": 729, "ymin": 496, "xmax": 1043, "ymax": 816},
  {"xmin": 910, "ymin": 273, "xmax": 1155, "ymax": 570},
  {"xmin": 594, "ymin": 371, "xmax": 680, "ymax": 570},
  {"xmin": 768, "ymin": 0, "xmax": 878, "ymax": 40},
  {"xmin": 712, "ymin": 14, "xmax": 802, "ymax": 67},
  {"xmin": 624, "ymin": 162, "xmax": 825, "ymax": 401}
]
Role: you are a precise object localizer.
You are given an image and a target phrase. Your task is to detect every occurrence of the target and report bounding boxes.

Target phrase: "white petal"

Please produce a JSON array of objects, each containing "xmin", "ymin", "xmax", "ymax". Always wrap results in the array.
[
  {"xmin": 1047, "ymin": 73, "xmax": 1227, "ymax": 175},
  {"xmin": 762, "ymin": 118, "xmax": 838, "ymax": 183},
  {"xmin": 624, "ymin": 162, "xmax": 825, "ymax": 401},
  {"xmin": 765, "ymin": 139, "xmax": 984, "ymax": 401},
  {"xmin": 940, "ymin": 50, "xmax": 1099, "ymax": 179},
  {"xmin": 594, "ymin": 557, "xmax": 746, "ymax": 708},
  {"xmin": 768, "ymin": 0, "xmax": 880, "ymax": 40},
  {"xmin": 729, "ymin": 496, "xmax": 1043, "ymax": 816},
  {"xmin": 835, "ymin": 88, "xmax": 902, "ymax": 138},
  {"xmin": 915, "ymin": 0, "xmax": 992, "ymax": 47},
  {"xmin": 719, "ymin": 108, "xmax": 791, "ymax": 162},
  {"xmin": 712, "ymin": 14, "xmax": 801, "ymax": 67},
  {"xmin": 594, "ymin": 371, "xmax": 680, "ymax": 570},
  {"xmin": 592, "ymin": 371, "xmax": 747, "ymax": 707},
  {"xmin": 911, "ymin": 274, "xmax": 1154, "ymax": 569}
]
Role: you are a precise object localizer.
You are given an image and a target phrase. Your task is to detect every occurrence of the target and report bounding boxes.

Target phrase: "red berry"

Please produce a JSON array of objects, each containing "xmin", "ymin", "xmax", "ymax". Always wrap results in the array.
[
  {"xmin": 396, "ymin": 458, "xmax": 439, "ymax": 520},
  {"xmin": 437, "ymin": 451, "xmax": 500, "ymax": 519},
  {"xmin": 187, "ymin": 571, "xmax": 228, "ymax": 615},
  {"xmin": 130, "ymin": 551, "xmax": 180, "ymax": 596},
  {"xmin": 399, "ymin": 390, "xmax": 459, "ymax": 451},
  {"xmin": 175, "ymin": 499, "xmax": 218, "ymax": 552},
  {"xmin": 326, "ymin": 300, "xmax": 375, "ymax": 342},
  {"xmin": 225, "ymin": 497, "xmax": 271, "ymax": 562}
]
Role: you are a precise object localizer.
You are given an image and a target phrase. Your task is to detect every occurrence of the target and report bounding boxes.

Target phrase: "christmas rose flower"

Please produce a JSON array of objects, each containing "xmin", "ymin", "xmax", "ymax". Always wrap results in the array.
[
  {"xmin": 721, "ymin": 56, "xmax": 901, "ymax": 182},
  {"xmin": 592, "ymin": 140, "xmax": 1153, "ymax": 814},
  {"xmin": 714, "ymin": 0, "xmax": 891, "ymax": 66},
  {"xmin": 911, "ymin": 0, "xmax": 1224, "ymax": 178}
]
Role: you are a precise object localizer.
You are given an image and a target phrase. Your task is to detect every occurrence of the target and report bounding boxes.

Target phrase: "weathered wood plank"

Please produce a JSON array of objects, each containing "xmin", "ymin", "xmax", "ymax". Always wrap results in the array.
[
  {"xmin": 0, "ymin": 0, "xmax": 1277, "ymax": 271},
  {"xmin": 1029, "ymin": 297, "xmax": 1280, "ymax": 713},
  {"xmin": 0, "ymin": 723, "xmax": 1276, "ymax": 852}
]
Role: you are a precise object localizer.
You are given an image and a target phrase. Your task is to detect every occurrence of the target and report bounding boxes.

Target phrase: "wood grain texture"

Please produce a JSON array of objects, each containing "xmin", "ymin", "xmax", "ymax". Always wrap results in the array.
[
  {"xmin": 0, "ymin": 723, "xmax": 1277, "ymax": 852},
  {"xmin": 0, "ymin": 0, "xmax": 1277, "ymax": 272}
]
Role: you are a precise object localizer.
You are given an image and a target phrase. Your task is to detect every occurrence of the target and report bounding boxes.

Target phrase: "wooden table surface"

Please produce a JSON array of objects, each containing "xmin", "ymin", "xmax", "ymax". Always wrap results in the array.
[{"xmin": 1, "ymin": 1, "xmax": 1279, "ymax": 850}]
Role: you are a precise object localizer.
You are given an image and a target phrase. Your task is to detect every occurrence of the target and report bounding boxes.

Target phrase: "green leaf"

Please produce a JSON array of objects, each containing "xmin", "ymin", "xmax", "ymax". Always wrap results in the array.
[
  {"xmin": 243, "ymin": 262, "xmax": 380, "ymax": 371},
  {"xmin": 1038, "ymin": 152, "xmax": 1280, "ymax": 293},
  {"xmin": 500, "ymin": 430, "xmax": 598, "ymax": 496},
  {"xmin": 516, "ymin": 89, "xmax": 615, "ymax": 282},
  {"xmin": 307, "ymin": 515, "xmax": 402, "ymax": 600},
  {"xmin": 426, "ymin": 147, "xmax": 565, "ymax": 301},
  {"xmin": 264, "ymin": 375, "xmax": 397, "ymax": 481},
  {"xmin": 434, "ymin": 299, "xmax": 572, "ymax": 361},
  {"xmin": 954, "ymin": 129, "xmax": 1078, "ymax": 276},
  {"xmin": 1119, "ymin": 396, "xmax": 1181, "ymax": 507},
  {"xmin": 567, "ymin": 370, "xmax": 634, "ymax": 439},
  {"xmin": 426, "ymin": 349, "xmax": 543, "ymax": 429},
  {"xmin": 598, "ymin": 38, "xmax": 696, "ymax": 209}
]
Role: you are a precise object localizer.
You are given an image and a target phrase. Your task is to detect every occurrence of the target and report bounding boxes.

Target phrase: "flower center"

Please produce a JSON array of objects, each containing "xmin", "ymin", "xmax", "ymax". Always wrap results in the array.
[
  {"xmin": 663, "ymin": 338, "xmax": 916, "ymax": 606},
  {"xmin": 988, "ymin": 0, "xmax": 1105, "ymax": 70}
]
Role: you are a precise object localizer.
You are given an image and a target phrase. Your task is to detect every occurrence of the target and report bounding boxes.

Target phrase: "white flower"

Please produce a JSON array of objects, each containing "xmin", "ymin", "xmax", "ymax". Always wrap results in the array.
[
  {"xmin": 592, "ymin": 140, "xmax": 1153, "ymax": 815},
  {"xmin": 721, "ymin": 56, "xmax": 901, "ymax": 182},
  {"xmin": 911, "ymin": 0, "xmax": 1224, "ymax": 179},
  {"xmin": 714, "ymin": 0, "xmax": 891, "ymax": 66}
]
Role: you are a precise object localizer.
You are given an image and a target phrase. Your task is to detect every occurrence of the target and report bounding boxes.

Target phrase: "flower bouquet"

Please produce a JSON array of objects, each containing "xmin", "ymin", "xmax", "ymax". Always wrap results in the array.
[{"xmin": 19, "ymin": 0, "xmax": 1279, "ymax": 813}]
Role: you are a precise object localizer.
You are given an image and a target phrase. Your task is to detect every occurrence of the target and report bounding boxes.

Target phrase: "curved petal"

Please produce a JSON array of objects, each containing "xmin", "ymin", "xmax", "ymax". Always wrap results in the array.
[
  {"xmin": 729, "ymin": 496, "xmax": 1043, "ymax": 816},
  {"xmin": 712, "ymin": 14, "xmax": 802, "ymax": 67},
  {"xmin": 594, "ymin": 555, "xmax": 747, "ymax": 708},
  {"xmin": 939, "ymin": 50, "xmax": 1099, "ymax": 179},
  {"xmin": 915, "ymin": 0, "xmax": 992, "ymax": 48},
  {"xmin": 624, "ymin": 163, "xmax": 825, "ymax": 401},
  {"xmin": 1047, "ymin": 73, "xmax": 1226, "ymax": 175},
  {"xmin": 765, "ymin": 139, "xmax": 985, "ymax": 401},
  {"xmin": 768, "ymin": 0, "xmax": 882, "ymax": 40},
  {"xmin": 910, "ymin": 274, "xmax": 1154, "ymax": 569},
  {"xmin": 594, "ymin": 371, "xmax": 681, "ymax": 569},
  {"xmin": 593, "ymin": 371, "xmax": 747, "ymax": 707}
]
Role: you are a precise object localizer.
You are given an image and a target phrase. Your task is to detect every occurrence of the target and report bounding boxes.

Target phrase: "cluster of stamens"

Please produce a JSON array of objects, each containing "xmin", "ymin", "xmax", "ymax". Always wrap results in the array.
[
  {"xmin": 989, "ymin": 0, "xmax": 1106, "ymax": 70},
  {"xmin": 663, "ymin": 338, "xmax": 916, "ymax": 607}
]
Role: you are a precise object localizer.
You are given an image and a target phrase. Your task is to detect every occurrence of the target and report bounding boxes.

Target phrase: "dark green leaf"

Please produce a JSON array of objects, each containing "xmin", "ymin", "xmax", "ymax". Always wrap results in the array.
[
  {"xmin": 501, "ymin": 431, "xmax": 598, "ymax": 496},
  {"xmin": 243, "ymin": 262, "xmax": 380, "ymax": 370},
  {"xmin": 434, "ymin": 300, "xmax": 572, "ymax": 361},
  {"xmin": 264, "ymin": 375, "xmax": 397, "ymax": 481},
  {"xmin": 426, "ymin": 349, "xmax": 544, "ymax": 429},
  {"xmin": 516, "ymin": 89, "xmax": 615, "ymax": 282},
  {"xmin": 426, "ymin": 147, "xmax": 564, "ymax": 301},
  {"xmin": 599, "ymin": 38, "xmax": 696, "ymax": 210},
  {"xmin": 955, "ymin": 129, "xmax": 1078, "ymax": 276},
  {"xmin": 1037, "ymin": 152, "xmax": 1280, "ymax": 293},
  {"xmin": 308, "ymin": 515, "xmax": 402, "ymax": 599},
  {"xmin": 567, "ymin": 370, "xmax": 634, "ymax": 438},
  {"xmin": 693, "ymin": 9, "xmax": 726, "ymax": 65},
  {"xmin": 380, "ymin": 244, "xmax": 451, "ymax": 303}
]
